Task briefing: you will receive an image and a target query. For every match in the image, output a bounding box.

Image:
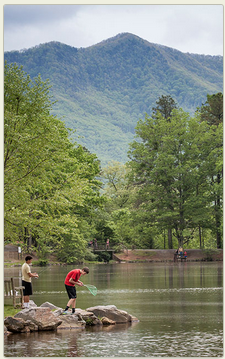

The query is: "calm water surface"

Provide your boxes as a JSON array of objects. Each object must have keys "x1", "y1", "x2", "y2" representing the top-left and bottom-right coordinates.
[{"x1": 4, "y1": 262, "x2": 223, "y2": 357}]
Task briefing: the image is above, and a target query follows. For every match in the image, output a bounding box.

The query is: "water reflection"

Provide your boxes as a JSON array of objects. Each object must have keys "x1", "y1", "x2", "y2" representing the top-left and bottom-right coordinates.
[
  {"x1": 5, "y1": 323, "x2": 138, "y2": 357},
  {"x1": 4, "y1": 262, "x2": 223, "y2": 357}
]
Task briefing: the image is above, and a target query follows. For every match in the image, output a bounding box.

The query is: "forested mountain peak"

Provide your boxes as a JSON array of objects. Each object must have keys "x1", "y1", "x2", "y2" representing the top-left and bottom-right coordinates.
[{"x1": 4, "y1": 33, "x2": 223, "y2": 165}]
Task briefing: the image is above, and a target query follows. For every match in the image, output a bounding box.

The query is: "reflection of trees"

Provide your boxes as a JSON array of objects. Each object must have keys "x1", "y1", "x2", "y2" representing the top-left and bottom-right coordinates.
[
  {"x1": 168, "y1": 266, "x2": 173, "y2": 289},
  {"x1": 5, "y1": 330, "x2": 85, "y2": 357},
  {"x1": 5, "y1": 323, "x2": 136, "y2": 357},
  {"x1": 217, "y1": 265, "x2": 223, "y2": 287},
  {"x1": 67, "y1": 332, "x2": 81, "y2": 357}
]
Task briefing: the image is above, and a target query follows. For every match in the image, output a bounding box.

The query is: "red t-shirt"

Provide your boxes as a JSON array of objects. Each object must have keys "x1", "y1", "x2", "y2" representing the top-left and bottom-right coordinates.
[{"x1": 64, "y1": 269, "x2": 81, "y2": 286}]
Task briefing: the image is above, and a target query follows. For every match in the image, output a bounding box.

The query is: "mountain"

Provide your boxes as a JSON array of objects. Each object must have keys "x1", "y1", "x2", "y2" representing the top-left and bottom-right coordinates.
[{"x1": 4, "y1": 33, "x2": 223, "y2": 165}]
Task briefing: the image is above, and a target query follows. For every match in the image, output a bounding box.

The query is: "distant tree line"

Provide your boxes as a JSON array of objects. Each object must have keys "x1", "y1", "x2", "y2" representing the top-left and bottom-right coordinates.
[{"x1": 4, "y1": 62, "x2": 222, "y2": 263}]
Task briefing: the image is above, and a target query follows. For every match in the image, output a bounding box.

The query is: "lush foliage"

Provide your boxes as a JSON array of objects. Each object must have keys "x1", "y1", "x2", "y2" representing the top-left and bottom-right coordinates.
[
  {"x1": 125, "y1": 97, "x2": 223, "y2": 249},
  {"x1": 4, "y1": 62, "x2": 104, "y2": 262},
  {"x1": 4, "y1": 59, "x2": 223, "y2": 256},
  {"x1": 98, "y1": 94, "x2": 223, "y2": 250},
  {"x1": 4, "y1": 33, "x2": 223, "y2": 165}
]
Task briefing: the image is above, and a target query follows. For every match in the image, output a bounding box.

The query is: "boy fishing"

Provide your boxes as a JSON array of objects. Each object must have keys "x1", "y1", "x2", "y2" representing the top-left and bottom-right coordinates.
[{"x1": 63, "y1": 267, "x2": 89, "y2": 314}]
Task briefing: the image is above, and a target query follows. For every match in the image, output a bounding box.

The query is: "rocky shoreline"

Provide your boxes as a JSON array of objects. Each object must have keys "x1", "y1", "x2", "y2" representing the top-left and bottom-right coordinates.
[{"x1": 4, "y1": 301, "x2": 138, "y2": 335}]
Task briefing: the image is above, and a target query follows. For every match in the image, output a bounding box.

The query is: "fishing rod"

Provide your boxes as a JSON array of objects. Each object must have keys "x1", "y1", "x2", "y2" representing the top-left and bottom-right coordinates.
[{"x1": 33, "y1": 266, "x2": 50, "y2": 279}]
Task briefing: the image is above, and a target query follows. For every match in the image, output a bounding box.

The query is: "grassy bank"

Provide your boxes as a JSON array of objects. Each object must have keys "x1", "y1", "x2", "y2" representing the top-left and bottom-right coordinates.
[{"x1": 4, "y1": 305, "x2": 21, "y2": 318}]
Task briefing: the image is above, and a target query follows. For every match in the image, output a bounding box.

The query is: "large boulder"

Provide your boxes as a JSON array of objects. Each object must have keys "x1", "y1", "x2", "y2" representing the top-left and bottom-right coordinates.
[
  {"x1": 75, "y1": 308, "x2": 102, "y2": 326},
  {"x1": 28, "y1": 300, "x2": 37, "y2": 308},
  {"x1": 57, "y1": 312, "x2": 86, "y2": 330},
  {"x1": 40, "y1": 302, "x2": 63, "y2": 317},
  {"x1": 57, "y1": 313, "x2": 86, "y2": 330},
  {"x1": 14, "y1": 307, "x2": 62, "y2": 331},
  {"x1": 86, "y1": 305, "x2": 132, "y2": 323},
  {"x1": 4, "y1": 316, "x2": 38, "y2": 333},
  {"x1": 40, "y1": 301, "x2": 60, "y2": 310}
]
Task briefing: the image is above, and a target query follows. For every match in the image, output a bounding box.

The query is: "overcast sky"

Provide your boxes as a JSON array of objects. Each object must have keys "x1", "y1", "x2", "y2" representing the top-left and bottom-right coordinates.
[{"x1": 3, "y1": 4, "x2": 224, "y2": 56}]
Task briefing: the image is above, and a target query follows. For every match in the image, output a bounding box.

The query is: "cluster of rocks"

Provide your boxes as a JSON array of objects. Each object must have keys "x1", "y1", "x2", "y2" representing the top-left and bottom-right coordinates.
[{"x1": 4, "y1": 301, "x2": 138, "y2": 334}]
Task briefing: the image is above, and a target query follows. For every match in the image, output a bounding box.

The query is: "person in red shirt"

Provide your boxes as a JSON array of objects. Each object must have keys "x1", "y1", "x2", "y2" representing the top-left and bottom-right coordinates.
[{"x1": 63, "y1": 267, "x2": 89, "y2": 314}]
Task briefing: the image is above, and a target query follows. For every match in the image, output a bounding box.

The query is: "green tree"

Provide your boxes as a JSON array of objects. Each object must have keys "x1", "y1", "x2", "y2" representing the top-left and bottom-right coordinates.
[
  {"x1": 151, "y1": 95, "x2": 178, "y2": 248},
  {"x1": 99, "y1": 161, "x2": 136, "y2": 246},
  {"x1": 197, "y1": 92, "x2": 223, "y2": 248},
  {"x1": 196, "y1": 123, "x2": 223, "y2": 249},
  {"x1": 198, "y1": 92, "x2": 223, "y2": 126},
  {"x1": 128, "y1": 107, "x2": 222, "y2": 249},
  {"x1": 152, "y1": 94, "x2": 178, "y2": 120},
  {"x1": 4, "y1": 62, "x2": 103, "y2": 260}
]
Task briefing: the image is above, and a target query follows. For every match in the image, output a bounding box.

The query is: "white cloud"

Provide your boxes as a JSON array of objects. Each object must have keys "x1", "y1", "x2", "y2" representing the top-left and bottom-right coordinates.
[{"x1": 4, "y1": 4, "x2": 223, "y2": 55}]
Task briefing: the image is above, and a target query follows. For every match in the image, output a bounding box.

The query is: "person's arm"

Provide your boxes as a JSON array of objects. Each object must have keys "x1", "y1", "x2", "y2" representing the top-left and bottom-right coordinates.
[
  {"x1": 28, "y1": 272, "x2": 39, "y2": 278},
  {"x1": 69, "y1": 278, "x2": 83, "y2": 286}
]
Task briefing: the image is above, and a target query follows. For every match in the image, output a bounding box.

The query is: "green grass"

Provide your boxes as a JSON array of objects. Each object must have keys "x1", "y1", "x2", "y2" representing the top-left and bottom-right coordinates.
[
  {"x1": 4, "y1": 305, "x2": 22, "y2": 318},
  {"x1": 4, "y1": 261, "x2": 23, "y2": 267}
]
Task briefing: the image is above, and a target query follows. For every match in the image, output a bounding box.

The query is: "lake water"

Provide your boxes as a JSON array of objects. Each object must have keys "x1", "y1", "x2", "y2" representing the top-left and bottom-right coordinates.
[{"x1": 4, "y1": 261, "x2": 223, "y2": 357}]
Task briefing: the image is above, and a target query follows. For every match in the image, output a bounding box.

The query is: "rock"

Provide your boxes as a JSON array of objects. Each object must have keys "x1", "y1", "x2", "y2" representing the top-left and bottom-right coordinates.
[
  {"x1": 28, "y1": 300, "x2": 37, "y2": 308},
  {"x1": 4, "y1": 317, "x2": 36, "y2": 333},
  {"x1": 14, "y1": 307, "x2": 62, "y2": 331},
  {"x1": 130, "y1": 315, "x2": 139, "y2": 322},
  {"x1": 40, "y1": 302, "x2": 63, "y2": 317},
  {"x1": 4, "y1": 317, "x2": 26, "y2": 333},
  {"x1": 4, "y1": 301, "x2": 138, "y2": 334},
  {"x1": 86, "y1": 305, "x2": 132, "y2": 323},
  {"x1": 25, "y1": 320, "x2": 39, "y2": 332},
  {"x1": 52, "y1": 308, "x2": 64, "y2": 317},
  {"x1": 75, "y1": 308, "x2": 102, "y2": 326},
  {"x1": 101, "y1": 317, "x2": 116, "y2": 325},
  {"x1": 40, "y1": 302, "x2": 59, "y2": 310},
  {"x1": 57, "y1": 313, "x2": 86, "y2": 330}
]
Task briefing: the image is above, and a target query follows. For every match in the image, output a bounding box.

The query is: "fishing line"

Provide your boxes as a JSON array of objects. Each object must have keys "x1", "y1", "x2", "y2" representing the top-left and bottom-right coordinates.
[{"x1": 34, "y1": 266, "x2": 50, "y2": 279}]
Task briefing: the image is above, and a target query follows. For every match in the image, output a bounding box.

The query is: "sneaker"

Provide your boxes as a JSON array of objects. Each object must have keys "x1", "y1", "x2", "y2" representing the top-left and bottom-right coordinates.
[{"x1": 62, "y1": 311, "x2": 68, "y2": 315}]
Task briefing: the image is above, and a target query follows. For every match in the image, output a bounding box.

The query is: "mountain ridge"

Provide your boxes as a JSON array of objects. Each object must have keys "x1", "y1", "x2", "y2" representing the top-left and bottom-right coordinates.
[{"x1": 4, "y1": 32, "x2": 223, "y2": 165}]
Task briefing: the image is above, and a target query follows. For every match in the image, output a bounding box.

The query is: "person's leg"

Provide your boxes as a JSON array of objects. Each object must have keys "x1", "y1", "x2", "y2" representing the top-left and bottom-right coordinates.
[
  {"x1": 23, "y1": 295, "x2": 29, "y2": 307},
  {"x1": 22, "y1": 281, "x2": 32, "y2": 308},
  {"x1": 64, "y1": 286, "x2": 76, "y2": 313},
  {"x1": 69, "y1": 298, "x2": 76, "y2": 313},
  {"x1": 66, "y1": 298, "x2": 76, "y2": 308}
]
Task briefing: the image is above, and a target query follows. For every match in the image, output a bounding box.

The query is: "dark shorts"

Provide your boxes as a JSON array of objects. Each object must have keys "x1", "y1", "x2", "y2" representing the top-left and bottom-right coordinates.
[
  {"x1": 22, "y1": 280, "x2": 32, "y2": 296},
  {"x1": 65, "y1": 284, "x2": 77, "y2": 299}
]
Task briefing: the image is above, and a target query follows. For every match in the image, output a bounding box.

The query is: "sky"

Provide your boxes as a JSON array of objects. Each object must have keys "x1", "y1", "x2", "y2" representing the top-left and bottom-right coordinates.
[{"x1": 3, "y1": 4, "x2": 223, "y2": 56}]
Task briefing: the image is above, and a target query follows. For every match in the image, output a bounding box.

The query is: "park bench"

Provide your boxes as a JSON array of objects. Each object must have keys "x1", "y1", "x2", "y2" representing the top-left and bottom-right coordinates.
[{"x1": 4, "y1": 277, "x2": 24, "y2": 308}]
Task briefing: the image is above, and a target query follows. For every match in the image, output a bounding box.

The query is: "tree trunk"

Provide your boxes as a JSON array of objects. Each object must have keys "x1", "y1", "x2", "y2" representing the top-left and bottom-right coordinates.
[
  {"x1": 215, "y1": 173, "x2": 222, "y2": 249},
  {"x1": 199, "y1": 225, "x2": 202, "y2": 248},
  {"x1": 168, "y1": 228, "x2": 172, "y2": 249}
]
